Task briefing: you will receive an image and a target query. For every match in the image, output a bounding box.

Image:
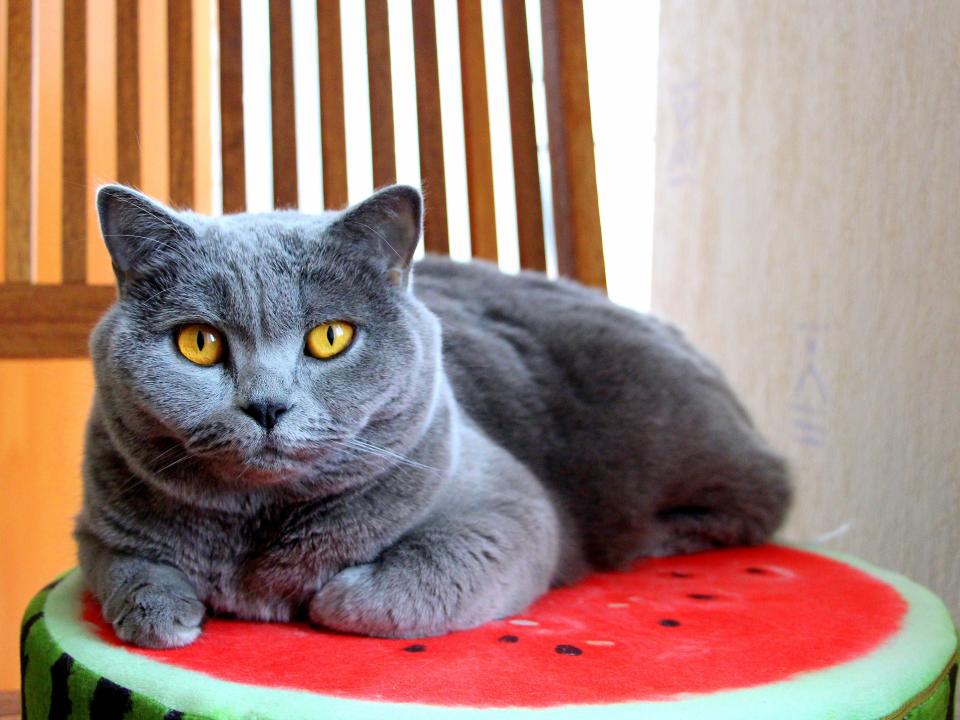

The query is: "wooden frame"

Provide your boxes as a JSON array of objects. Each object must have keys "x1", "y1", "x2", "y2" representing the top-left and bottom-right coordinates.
[{"x1": 0, "y1": 0, "x2": 604, "y2": 358}]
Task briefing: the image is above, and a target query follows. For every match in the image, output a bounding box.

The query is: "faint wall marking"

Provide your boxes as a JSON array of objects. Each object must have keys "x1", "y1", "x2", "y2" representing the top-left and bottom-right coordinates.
[
  {"x1": 666, "y1": 81, "x2": 701, "y2": 188},
  {"x1": 791, "y1": 324, "x2": 830, "y2": 448}
]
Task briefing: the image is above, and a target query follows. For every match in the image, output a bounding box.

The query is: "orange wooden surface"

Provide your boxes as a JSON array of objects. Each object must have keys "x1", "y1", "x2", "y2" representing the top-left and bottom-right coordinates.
[
  {"x1": 0, "y1": 0, "x2": 211, "y2": 689},
  {"x1": 0, "y1": 360, "x2": 91, "y2": 691},
  {"x1": 62, "y1": 0, "x2": 87, "y2": 284},
  {"x1": 270, "y1": 0, "x2": 298, "y2": 209},
  {"x1": 411, "y1": 0, "x2": 449, "y2": 254},
  {"x1": 5, "y1": 0, "x2": 32, "y2": 282},
  {"x1": 218, "y1": 0, "x2": 246, "y2": 213},
  {"x1": 502, "y1": 0, "x2": 546, "y2": 272},
  {"x1": 457, "y1": 0, "x2": 498, "y2": 262},
  {"x1": 541, "y1": 0, "x2": 604, "y2": 288},
  {"x1": 116, "y1": 0, "x2": 140, "y2": 188},
  {"x1": 168, "y1": 0, "x2": 194, "y2": 208},
  {"x1": 365, "y1": 0, "x2": 396, "y2": 188},
  {"x1": 318, "y1": 0, "x2": 347, "y2": 209}
]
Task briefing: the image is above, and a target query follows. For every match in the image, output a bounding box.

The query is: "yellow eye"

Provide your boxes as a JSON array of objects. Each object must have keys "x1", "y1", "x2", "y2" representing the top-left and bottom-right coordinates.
[
  {"x1": 177, "y1": 324, "x2": 225, "y2": 366},
  {"x1": 306, "y1": 321, "x2": 354, "y2": 359}
]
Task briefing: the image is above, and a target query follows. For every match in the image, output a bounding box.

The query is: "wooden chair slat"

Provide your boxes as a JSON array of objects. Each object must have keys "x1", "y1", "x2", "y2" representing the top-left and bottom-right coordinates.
[
  {"x1": 0, "y1": 0, "x2": 609, "y2": 359},
  {"x1": 168, "y1": 0, "x2": 194, "y2": 207},
  {"x1": 502, "y1": 0, "x2": 545, "y2": 272},
  {"x1": 365, "y1": 0, "x2": 396, "y2": 188},
  {"x1": 457, "y1": 0, "x2": 497, "y2": 262},
  {"x1": 218, "y1": 0, "x2": 245, "y2": 213},
  {"x1": 116, "y1": 0, "x2": 140, "y2": 187},
  {"x1": 62, "y1": 0, "x2": 87, "y2": 284},
  {"x1": 540, "y1": 0, "x2": 604, "y2": 288},
  {"x1": 318, "y1": 0, "x2": 347, "y2": 209},
  {"x1": 0, "y1": 284, "x2": 116, "y2": 358},
  {"x1": 5, "y1": 0, "x2": 32, "y2": 282},
  {"x1": 269, "y1": 0, "x2": 298, "y2": 209},
  {"x1": 411, "y1": 0, "x2": 448, "y2": 254}
]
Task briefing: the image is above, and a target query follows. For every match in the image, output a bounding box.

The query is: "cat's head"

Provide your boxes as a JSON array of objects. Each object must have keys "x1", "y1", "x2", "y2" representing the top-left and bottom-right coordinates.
[{"x1": 90, "y1": 185, "x2": 446, "y2": 503}]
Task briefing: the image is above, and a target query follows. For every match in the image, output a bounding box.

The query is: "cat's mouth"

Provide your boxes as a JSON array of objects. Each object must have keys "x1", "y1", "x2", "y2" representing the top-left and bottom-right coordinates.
[{"x1": 242, "y1": 439, "x2": 325, "y2": 473}]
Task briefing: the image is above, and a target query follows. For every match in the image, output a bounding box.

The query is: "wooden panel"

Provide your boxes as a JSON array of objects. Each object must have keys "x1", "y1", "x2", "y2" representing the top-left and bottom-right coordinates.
[
  {"x1": 168, "y1": 0, "x2": 193, "y2": 207},
  {"x1": 502, "y1": 0, "x2": 544, "y2": 272},
  {"x1": 218, "y1": 0, "x2": 245, "y2": 212},
  {"x1": 5, "y1": 0, "x2": 32, "y2": 282},
  {"x1": 0, "y1": 690, "x2": 18, "y2": 717},
  {"x1": 34, "y1": 0, "x2": 63, "y2": 285},
  {"x1": 0, "y1": 284, "x2": 116, "y2": 357},
  {"x1": 62, "y1": 0, "x2": 87, "y2": 284},
  {"x1": 269, "y1": 0, "x2": 297, "y2": 209},
  {"x1": 0, "y1": 357, "x2": 92, "y2": 688},
  {"x1": 654, "y1": 1, "x2": 960, "y2": 623},
  {"x1": 191, "y1": 0, "x2": 213, "y2": 214},
  {"x1": 457, "y1": 0, "x2": 497, "y2": 262},
  {"x1": 116, "y1": 0, "x2": 139, "y2": 187},
  {"x1": 540, "y1": 0, "x2": 604, "y2": 288},
  {"x1": 317, "y1": 0, "x2": 347, "y2": 208},
  {"x1": 365, "y1": 0, "x2": 395, "y2": 188},
  {"x1": 411, "y1": 0, "x2": 448, "y2": 254}
]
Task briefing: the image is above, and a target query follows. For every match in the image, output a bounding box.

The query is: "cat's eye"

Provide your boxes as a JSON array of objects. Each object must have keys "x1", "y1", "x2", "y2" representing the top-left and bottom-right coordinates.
[
  {"x1": 177, "y1": 324, "x2": 225, "y2": 366},
  {"x1": 306, "y1": 321, "x2": 354, "y2": 360}
]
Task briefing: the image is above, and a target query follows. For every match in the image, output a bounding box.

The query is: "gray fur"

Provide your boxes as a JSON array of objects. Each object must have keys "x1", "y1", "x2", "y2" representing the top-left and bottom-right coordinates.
[{"x1": 77, "y1": 184, "x2": 791, "y2": 648}]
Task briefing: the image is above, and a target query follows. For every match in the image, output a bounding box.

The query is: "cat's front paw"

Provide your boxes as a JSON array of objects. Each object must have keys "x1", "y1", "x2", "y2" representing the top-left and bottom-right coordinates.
[
  {"x1": 309, "y1": 563, "x2": 450, "y2": 638},
  {"x1": 102, "y1": 572, "x2": 206, "y2": 649}
]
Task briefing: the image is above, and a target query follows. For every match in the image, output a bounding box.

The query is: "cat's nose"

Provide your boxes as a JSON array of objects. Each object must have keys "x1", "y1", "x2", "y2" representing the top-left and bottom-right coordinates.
[{"x1": 242, "y1": 401, "x2": 289, "y2": 431}]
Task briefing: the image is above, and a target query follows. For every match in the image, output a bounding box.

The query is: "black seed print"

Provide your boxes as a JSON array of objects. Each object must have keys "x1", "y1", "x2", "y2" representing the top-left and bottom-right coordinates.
[
  {"x1": 498, "y1": 635, "x2": 519, "y2": 643},
  {"x1": 404, "y1": 644, "x2": 427, "y2": 653},
  {"x1": 555, "y1": 644, "x2": 583, "y2": 656},
  {"x1": 671, "y1": 571, "x2": 692, "y2": 578},
  {"x1": 688, "y1": 593, "x2": 715, "y2": 600},
  {"x1": 746, "y1": 567, "x2": 769, "y2": 575},
  {"x1": 196, "y1": 330, "x2": 205, "y2": 351},
  {"x1": 659, "y1": 619, "x2": 681, "y2": 627},
  {"x1": 326, "y1": 325, "x2": 335, "y2": 345}
]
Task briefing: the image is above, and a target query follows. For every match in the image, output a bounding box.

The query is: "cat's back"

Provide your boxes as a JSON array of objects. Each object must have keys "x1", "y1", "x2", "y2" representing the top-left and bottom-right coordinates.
[{"x1": 411, "y1": 257, "x2": 734, "y2": 476}]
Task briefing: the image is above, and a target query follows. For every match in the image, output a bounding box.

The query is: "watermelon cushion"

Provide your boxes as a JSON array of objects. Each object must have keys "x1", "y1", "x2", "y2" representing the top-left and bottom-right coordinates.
[{"x1": 20, "y1": 544, "x2": 958, "y2": 719}]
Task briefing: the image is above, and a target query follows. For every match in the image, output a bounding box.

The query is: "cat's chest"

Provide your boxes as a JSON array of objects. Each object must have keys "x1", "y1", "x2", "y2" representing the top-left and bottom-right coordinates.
[
  {"x1": 171, "y1": 506, "x2": 342, "y2": 621},
  {"x1": 172, "y1": 512, "x2": 257, "y2": 591}
]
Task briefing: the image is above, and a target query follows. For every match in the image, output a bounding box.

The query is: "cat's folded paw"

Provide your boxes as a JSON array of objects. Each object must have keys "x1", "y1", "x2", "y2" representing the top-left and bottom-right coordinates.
[
  {"x1": 309, "y1": 563, "x2": 445, "y2": 638},
  {"x1": 102, "y1": 574, "x2": 206, "y2": 649}
]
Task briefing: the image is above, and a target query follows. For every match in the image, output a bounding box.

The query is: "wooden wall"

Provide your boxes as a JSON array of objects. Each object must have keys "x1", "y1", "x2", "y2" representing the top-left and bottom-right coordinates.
[
  {"x1": 0, "y1": 0, "x2": 211, "y2": 690},
  {"x1": 653, "y1": 0, "x2": 959, "y2": 625}
]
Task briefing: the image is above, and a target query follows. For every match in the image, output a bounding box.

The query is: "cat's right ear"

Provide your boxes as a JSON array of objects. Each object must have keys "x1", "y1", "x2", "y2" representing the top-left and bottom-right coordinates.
[{"x1": 96, "y1": 185, "x2": 194, "y2": 290}]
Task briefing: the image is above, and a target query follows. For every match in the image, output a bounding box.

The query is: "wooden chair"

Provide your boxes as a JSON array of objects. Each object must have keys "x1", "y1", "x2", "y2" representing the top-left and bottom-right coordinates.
[{"x1": 0, "y1": 0, "x2": 604, "y2": 359}]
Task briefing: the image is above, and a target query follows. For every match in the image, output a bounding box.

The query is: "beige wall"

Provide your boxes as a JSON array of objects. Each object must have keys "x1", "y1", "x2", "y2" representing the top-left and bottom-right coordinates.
[{"x1": 653, "y1": 0, "x2": 959, "y2": 624}]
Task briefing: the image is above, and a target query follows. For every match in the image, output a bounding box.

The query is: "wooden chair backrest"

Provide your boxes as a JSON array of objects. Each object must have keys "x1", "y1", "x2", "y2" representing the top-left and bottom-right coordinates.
[{"x1": 0, "y1": 0, "x2": 604, "y2": 358}]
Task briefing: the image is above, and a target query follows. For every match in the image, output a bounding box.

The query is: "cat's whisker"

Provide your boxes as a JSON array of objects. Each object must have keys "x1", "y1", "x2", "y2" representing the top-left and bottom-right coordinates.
[
  {"x1": 109, "y1": 193, "x2": 194, "y2": 246},
  {"x1": 339, "y1": 437, "x2": 439, "y2": 473},
  {"x1": 349, "y1": 220, "x2": 403, "y2": 262},
  {"x1": 154, "y1": 454, "x2": 192, "y2": 476}
]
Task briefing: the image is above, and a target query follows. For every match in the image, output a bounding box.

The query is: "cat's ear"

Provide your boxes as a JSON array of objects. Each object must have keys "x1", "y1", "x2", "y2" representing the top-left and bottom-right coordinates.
[
  {"x1": 96, "y1": 184, "x2": 195, "y2": 289},
  {"x1": 329, "y1": 185, "x2": 423, "y2": 288}
]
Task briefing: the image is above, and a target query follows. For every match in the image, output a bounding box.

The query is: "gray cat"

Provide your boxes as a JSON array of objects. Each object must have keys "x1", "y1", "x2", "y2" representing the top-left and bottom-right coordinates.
[{"x1": 76, "y1": 184, "x2": 791, "y2": 649}]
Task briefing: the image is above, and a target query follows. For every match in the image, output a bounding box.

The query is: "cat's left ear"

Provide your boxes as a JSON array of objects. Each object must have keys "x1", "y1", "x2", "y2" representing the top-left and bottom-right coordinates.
[{"x1": 328, "y1": 185, "x2": 423, "y2": 288}]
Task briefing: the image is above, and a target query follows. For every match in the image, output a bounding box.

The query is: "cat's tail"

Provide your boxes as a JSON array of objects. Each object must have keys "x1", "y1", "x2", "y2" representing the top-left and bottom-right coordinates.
[{"x1": 643, "y1": 444, "x2": 793, "y2": 558}]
